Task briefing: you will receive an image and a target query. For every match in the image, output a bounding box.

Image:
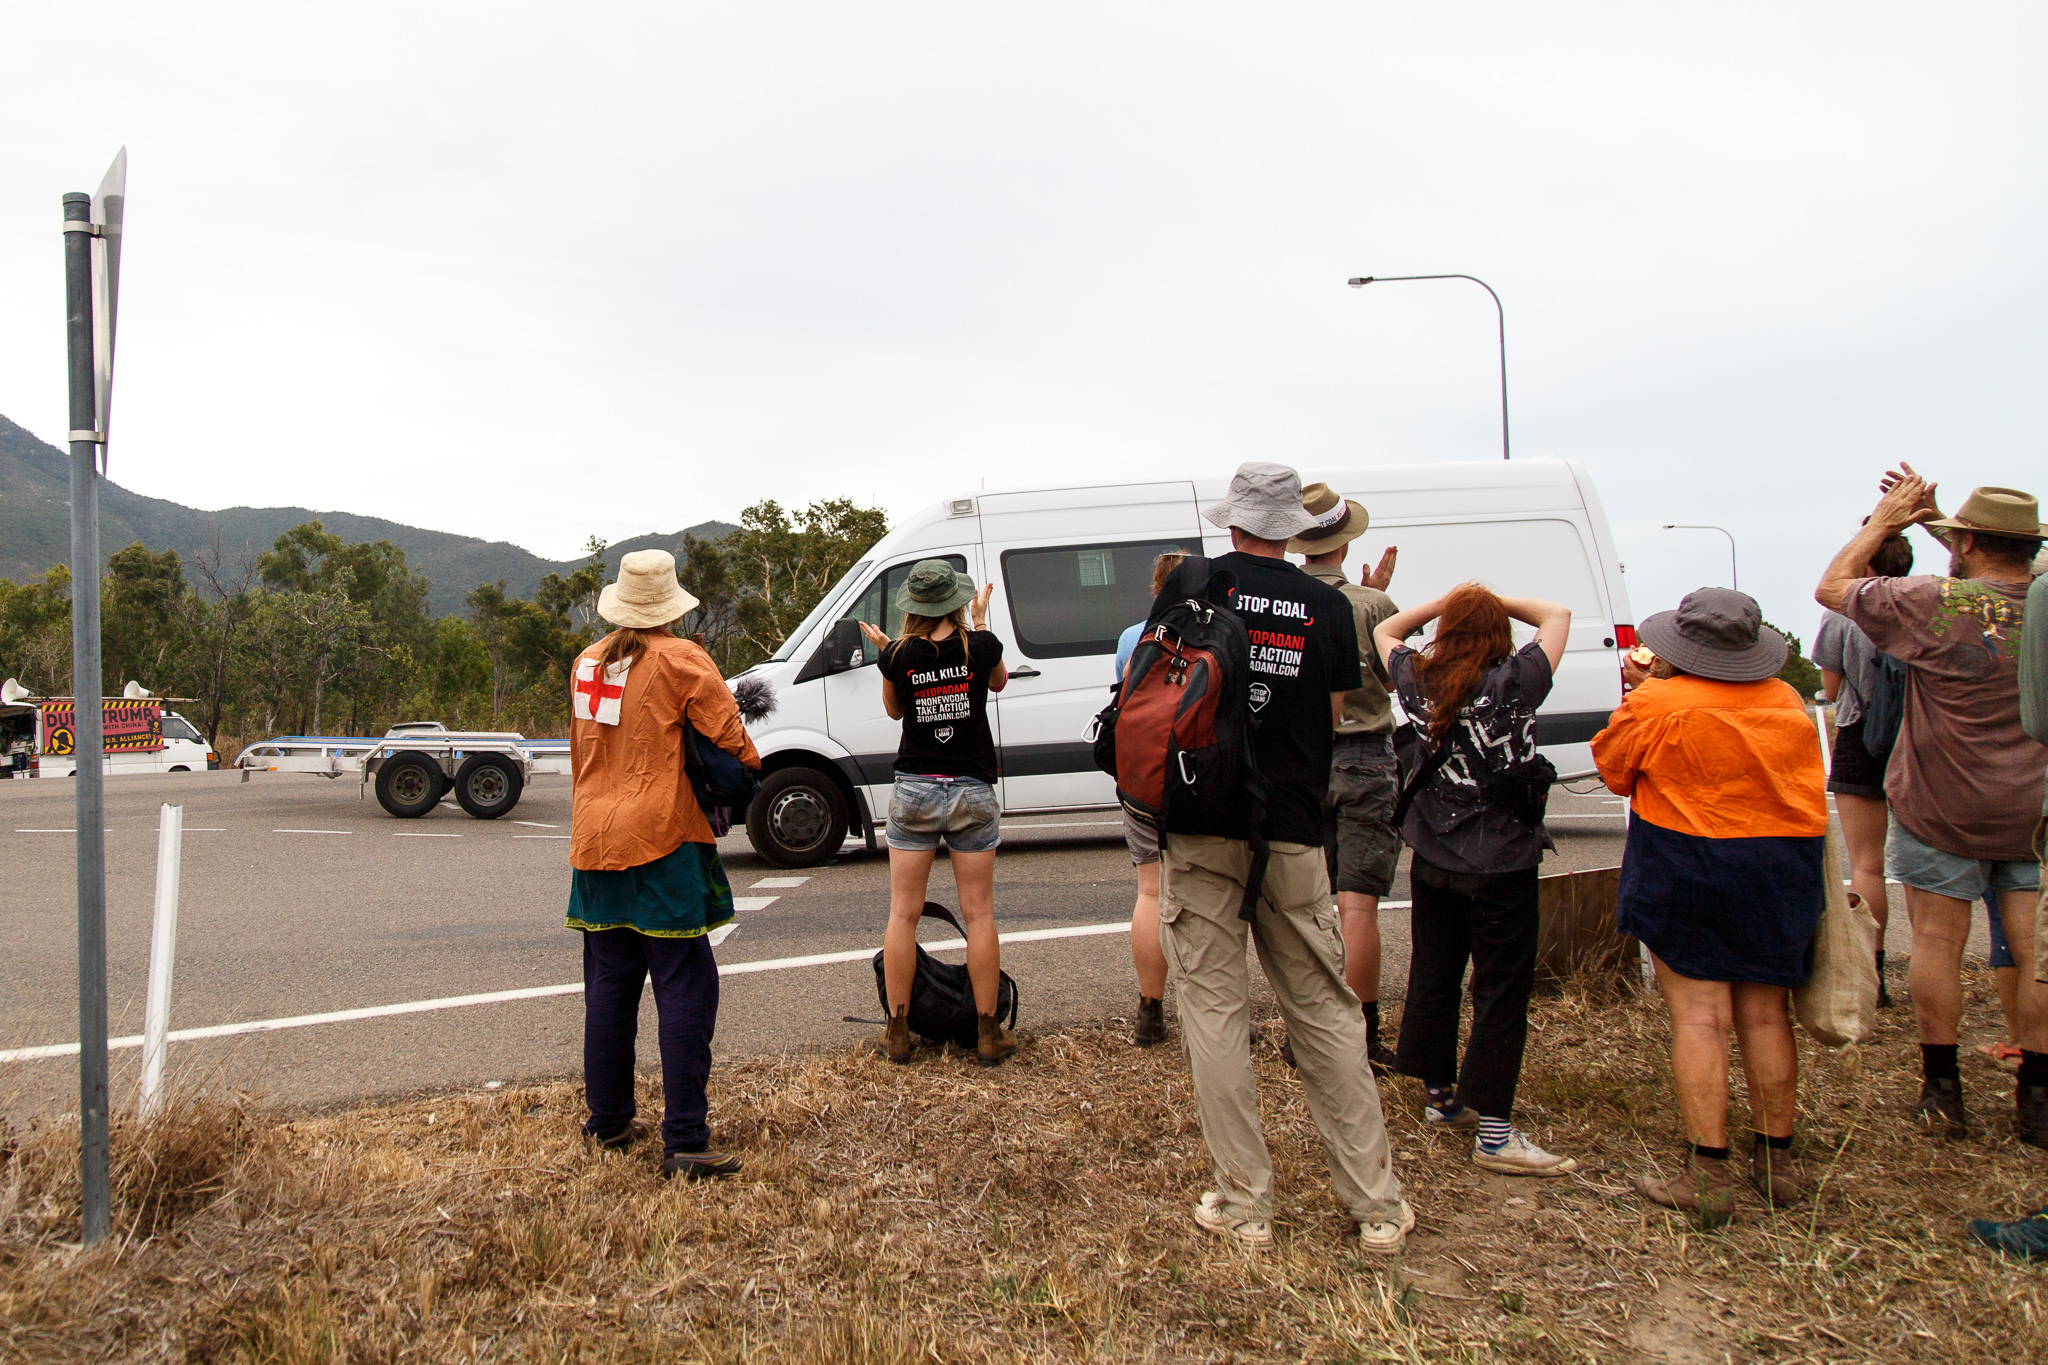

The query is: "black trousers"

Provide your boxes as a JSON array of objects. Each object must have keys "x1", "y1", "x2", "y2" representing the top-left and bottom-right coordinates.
[
  {"x1": 581, "y1": 928, "x2": 719, "y2": 1154},
  {"x1": 1394, "y1": 859, "x2": 1540, "y2": 1120}
]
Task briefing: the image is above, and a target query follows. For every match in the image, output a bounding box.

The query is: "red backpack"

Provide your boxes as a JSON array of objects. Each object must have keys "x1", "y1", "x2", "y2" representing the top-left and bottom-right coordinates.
[{"x1": 1090, "y1": 559, "x2": 1272, "y2": 920}]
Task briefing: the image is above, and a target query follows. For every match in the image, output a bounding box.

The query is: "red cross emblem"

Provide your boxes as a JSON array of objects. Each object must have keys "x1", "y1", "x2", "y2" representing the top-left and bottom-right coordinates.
[{"x1": 572, "y1": 658, "x2": 628, "y2": 725}]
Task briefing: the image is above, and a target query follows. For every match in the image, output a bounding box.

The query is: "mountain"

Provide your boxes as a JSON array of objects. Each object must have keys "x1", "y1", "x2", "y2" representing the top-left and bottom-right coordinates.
[{"x1": 0, "y1": 414, "x2": 735, "y2": 616}]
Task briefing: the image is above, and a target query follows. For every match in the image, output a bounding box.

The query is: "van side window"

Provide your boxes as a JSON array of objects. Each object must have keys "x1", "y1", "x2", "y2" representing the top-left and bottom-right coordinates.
[
  {"x1": 1000, "y1": 540, "x2": 1199, "y2": 659},
  {"x1": 838, "y1": 555, "x2": 970, "y2": 645},
  {"x1": 162, "y1": 715, "x2": 202, "y2": 743}
]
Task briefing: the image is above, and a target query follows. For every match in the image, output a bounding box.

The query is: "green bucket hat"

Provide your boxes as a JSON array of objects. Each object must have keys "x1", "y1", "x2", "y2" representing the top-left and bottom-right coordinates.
[{"x1": 895, "y1": 559, "x2": 976, "y2": 616}]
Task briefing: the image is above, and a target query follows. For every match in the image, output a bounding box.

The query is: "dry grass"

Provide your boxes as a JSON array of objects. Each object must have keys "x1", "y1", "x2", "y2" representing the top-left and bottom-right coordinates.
[{"x1": 3, "y1": 971, "x2": 2045, "y2": 1363}]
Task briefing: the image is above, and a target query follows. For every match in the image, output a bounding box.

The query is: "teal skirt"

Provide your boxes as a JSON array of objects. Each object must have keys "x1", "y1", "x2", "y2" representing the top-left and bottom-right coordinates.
[{"x1": 567, "y1": 841, "x2": 735, "y2": 939}]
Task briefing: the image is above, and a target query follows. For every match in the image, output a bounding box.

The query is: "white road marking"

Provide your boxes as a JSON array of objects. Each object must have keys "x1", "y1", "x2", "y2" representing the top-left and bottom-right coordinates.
[
  {"x1": 16, "y1": 829, "x2": 78, "y2": 833},
  {"x1": 0, "y1": 919, "x2": 1135, "y2": 1063},
  {"x1": 732, "y1": 896, "x2": 780, "y2": 912},
  {"x1": 751, "y1": 876, "x2": 809, "y2": 888},
  {"x1": 394, "y1": 832, "x2": 462, "y2": 838},
  {"x1": 275, "y1": 829, "x2": 352, "y2": 835},
  {"x1": 514, "y1": 821, "x2": 559, "y2": 828}
]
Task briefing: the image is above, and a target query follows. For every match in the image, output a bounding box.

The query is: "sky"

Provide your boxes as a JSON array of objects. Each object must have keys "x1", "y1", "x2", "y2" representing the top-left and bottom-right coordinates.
[{"x1": 2, "y1": 2, "x2": 2043, "y2": 640}]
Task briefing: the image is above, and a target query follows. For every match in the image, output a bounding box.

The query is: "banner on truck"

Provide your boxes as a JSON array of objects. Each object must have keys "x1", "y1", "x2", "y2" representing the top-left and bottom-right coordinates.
[{"x1": 41, "y1": 700, "x2": 162, "y2": 756}]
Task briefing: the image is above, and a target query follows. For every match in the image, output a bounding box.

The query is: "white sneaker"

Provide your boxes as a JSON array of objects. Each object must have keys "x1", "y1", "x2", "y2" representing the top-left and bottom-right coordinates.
[
  {"x1": 1193, "y1": 1190, "x2": 1273, "y2": 1248},
  {"x1": 1473, "y1": 1129, "x2": 1579, "y2": 1177},
  {"x1": 1358, "y1": 1200, "x2": 1417, "y2": 1255}
]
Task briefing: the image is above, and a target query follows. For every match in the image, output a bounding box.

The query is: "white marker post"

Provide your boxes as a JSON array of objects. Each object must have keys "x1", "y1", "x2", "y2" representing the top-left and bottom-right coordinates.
[{"x1": 137, "y1": 802, "x2": 183, "y2": 1122}]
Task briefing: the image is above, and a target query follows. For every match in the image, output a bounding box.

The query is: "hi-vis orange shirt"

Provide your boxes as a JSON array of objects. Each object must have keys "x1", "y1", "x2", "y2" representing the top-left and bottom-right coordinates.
[
  {"x1": 569, "y1": 634, "x2": 760, "y2": 871},
  {"x1": 1591, "y1": 675, "x2": 1826, "y2": 839}
]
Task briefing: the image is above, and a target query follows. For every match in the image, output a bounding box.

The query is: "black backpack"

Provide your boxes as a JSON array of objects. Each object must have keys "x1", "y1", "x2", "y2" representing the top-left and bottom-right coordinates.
[
  {"x1": 870, "y1": 902, "x2": 1020, "y2": 1047},
  {"x1": 1859, "y1": 651, "x2": 1909, "y2": 758},
  {"x1": 683, "y1": 722, "x2": 760, "y2": 837}
]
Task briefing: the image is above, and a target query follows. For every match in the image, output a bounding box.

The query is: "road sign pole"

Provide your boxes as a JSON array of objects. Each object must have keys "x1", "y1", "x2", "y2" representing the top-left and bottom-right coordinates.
[{"x1": 63, "y1": 189, "x2": 110, "y2": 1245}]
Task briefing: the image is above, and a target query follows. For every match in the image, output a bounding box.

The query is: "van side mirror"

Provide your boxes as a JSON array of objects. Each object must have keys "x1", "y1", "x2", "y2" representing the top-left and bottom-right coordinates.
[{"x1": 795, "y1": 618, "x2": 872, "y2": 684}]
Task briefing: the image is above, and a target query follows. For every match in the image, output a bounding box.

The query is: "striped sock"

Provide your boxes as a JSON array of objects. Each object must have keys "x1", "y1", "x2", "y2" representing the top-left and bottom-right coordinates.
[{"x1": 1477, "y1": 1116, "x2": 1512, "y2": 1151}]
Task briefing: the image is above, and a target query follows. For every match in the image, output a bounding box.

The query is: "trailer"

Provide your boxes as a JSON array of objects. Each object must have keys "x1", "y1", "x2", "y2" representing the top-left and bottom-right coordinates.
[{"x1": 236, "y1": 721, "x2": 571, "y2": 819}]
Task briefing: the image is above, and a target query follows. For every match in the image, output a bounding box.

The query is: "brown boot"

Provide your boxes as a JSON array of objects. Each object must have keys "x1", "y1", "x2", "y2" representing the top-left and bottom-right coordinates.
[
  {"x1": 1636, "y1": 1151, "x2": 1739, "y2": 1224},
  {"x1": 876, "y1": 1006, "x2": 911, "y2": 1064},
  {"x1": 977, "y1": 1012, "x2": 1018, "y2": 1067},
  {"x1": 1132, "y1": 996, "x2": 1167, "y2": 1048},
  {"x1": 1749, "y1": 1136, "x2": 1805, "y2": 1208}
]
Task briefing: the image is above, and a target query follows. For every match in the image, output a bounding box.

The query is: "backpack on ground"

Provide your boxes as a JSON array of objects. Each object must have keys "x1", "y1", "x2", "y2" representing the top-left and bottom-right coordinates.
[
  {"x1": 1100, "y1": 557, "x2": 1272, "y2": 921},
  {"x1": 1859, "y1": 650, "x2": 1909, "y2": 758},
  {"x1": 870, "y1": 902, "x2": 1020, "y2": 1048}
]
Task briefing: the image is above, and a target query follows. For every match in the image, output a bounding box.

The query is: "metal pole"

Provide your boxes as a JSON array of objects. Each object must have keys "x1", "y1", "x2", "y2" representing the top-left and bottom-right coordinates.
[
  {"x1": 1347, "y1": 274, "x2": 1510, "y2": 460},
  {"x1": 63, "y1": 189, "x2": 110, "y2": 1245},
  {"x1": 139, "y1": 803, "x2": 184, "y2": 1123}
]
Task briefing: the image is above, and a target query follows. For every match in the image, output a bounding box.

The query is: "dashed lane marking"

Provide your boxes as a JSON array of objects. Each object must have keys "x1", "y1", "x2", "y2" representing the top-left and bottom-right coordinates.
[
  {"x1": 751, "y1": 876, "x2": 809, "y2": 888},
  {"x1": 0, "y1": 919, "x2": 1122, "y2": 1063},
  {"x1": 394, "y1": 832, "x2": 462, "y2": 837},
  {"x1": 514, "y1": 821, "x2": 559, "y2": 828},
  {"x1": 274, "y1": 829, "x2": 352, "y2": 835},
  {"x1": 732, "y1": 896, "x2": 780, "y2": 912}
]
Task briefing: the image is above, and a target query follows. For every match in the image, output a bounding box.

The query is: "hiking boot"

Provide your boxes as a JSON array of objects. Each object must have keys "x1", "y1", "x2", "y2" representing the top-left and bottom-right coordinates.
[
  {"x1": 1366, "y1": 1038, "x2": 1399, "y2": 1077},
  {"x1": 1968, "y1": 1204, "x2": 2048, "y2": 1261},
  {"x1": 876, "y1": 1006, "x2": 912, "y2": 1065},
  {"x1": 586, "y1": 1118, "x2": 653, "y2": 1152},
  {"x1": 976, "y1": 1012, "x2": 1018, "y2": 1067},
  {"x1": 1132, "y1": 996, "x2": 1167, "y2": 1048},
  {"x1": 1193, "y1": 1190, "x2": 1272, "y2": 1248},
  {"x1": 1425, "y1": 1100, "x2": 1480, "y2": 1132},
  {"x1": 2017, "y1": 1085, "x2": 2048, "y2": 1152},
  {"x1": 1473, "y1": 1129, "x2": 1579, "y2": 1177},
  {"x1": 1916, "y1": 1077, "x2": 1968, "y2": 1137},
  {"x1": 1748, "y1": 1138, "x2": 1806, "y2": 1208},
  {"x1": 1636, "y1": 1153, "x2": 1739, "y2": 1224},
  {"x1": 1359, "y1": 1200, "x2": 1417, "y2": 1256},
  {"x1": 661, "y1": 1149, "x2": 743, "y2": 1181}
]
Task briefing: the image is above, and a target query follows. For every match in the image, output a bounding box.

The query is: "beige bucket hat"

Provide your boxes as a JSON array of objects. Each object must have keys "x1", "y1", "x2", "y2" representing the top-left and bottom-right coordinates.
[
  {"x1": 1927, "y1": 486, "x2": 2045, "y2": 540},
  {"x1": 1286, "y1": 482, "x2": 1370, "y2": 555},
  {"x1": 1202, "y1": 462, "x2": 1320, "y2": 541},
  {"x1": 597, "y1": 549, "x2": 699, "y2": 629}
]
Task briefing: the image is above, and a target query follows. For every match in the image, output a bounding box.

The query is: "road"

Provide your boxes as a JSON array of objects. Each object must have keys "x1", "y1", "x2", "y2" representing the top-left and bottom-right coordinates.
[{"x1": 2, "y1": 767, "x2": 1947, "y2": 1120}]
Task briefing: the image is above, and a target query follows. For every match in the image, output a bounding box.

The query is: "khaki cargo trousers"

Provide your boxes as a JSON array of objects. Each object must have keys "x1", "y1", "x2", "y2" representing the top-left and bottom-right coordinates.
[{"x1": 1160, "y1": 834, "x2": 1405, "y2": 1225}]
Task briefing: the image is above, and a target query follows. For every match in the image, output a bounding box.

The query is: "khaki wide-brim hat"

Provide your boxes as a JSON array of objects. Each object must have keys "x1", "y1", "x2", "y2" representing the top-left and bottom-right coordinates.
[
  {"x1": 597, "y1": 549, "x2": 699, "y2": 629},
  {"x1": 1202, "y1": 462, "x2": 1320, "y2": 541},
  {"x1": 1287, "y1": 482, "x2": 1370, "y2": 555},
  {"x1": 1927, "y1": 486, "x2": 2046, "y2": 539}
]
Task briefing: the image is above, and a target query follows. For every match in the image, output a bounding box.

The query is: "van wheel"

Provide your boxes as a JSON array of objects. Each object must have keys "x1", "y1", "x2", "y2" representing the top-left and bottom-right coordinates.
[
  {"x1": 168, "y1": 765, "x2": 190, "y2": 772},
  {"x1": 746, "y1": 767, "x2": 847, "y2": 867},
  {"x1": 375, "y1": 752, "x2": 444, "y2": 818},
  {"x1": 454, "y1": 754, "x2": 523, "y2": 819}
]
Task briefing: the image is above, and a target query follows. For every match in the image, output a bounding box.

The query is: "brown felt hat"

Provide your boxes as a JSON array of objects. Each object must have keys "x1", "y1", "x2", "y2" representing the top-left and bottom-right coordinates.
[
  {"x1": 1927, "y1": 486, "x2": 2045, "y2": 540},
  {"x1": 1286, "y1": 483, "x2": 1371, "y2": 555}
]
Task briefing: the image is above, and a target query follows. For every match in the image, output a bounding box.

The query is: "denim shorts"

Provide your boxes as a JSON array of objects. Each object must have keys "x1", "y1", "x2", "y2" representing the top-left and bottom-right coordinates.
[
  {"x1": 886, "y1": 773, "x2": 1001, "y2": 853},
  {"x1": 1886, "y1": 819, "x2": 2040, "y2": 903}
]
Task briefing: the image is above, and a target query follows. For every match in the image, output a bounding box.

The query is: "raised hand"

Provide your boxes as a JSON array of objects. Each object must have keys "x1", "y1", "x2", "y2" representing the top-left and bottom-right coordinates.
[
  {"x1": 1871, "y1": 467, "x2": 1940, "y2": 534},
  {"x1": 970, "y1": 582, "x2": 996, "y2": 630},
  {"x1": 1878, "y1": 463, "x2": 1942, "y2": 520},
  {"x1": 1364, "y1": 545, "x2": 1398, "y2": 592},
  {"x1": 856, "y1": 620, "x2": 890, "y2": 650}
]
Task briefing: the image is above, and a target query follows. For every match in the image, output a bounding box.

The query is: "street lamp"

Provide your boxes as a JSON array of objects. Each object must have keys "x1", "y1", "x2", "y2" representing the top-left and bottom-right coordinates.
[
  {"x1": 1347, "y1": 274, "x2": 1510, "y2": 461},
  {"x1": 1663, "y1": 524, "x2": 1738, "y2": 591}
]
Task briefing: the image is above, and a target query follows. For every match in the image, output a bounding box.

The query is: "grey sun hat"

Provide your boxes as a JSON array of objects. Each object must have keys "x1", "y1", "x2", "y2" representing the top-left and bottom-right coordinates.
[
  {"x1": 1637, "y1": 587, "x2": 1788, "y2": 684},
  {"x1": 597, "y1": 549, "x2": 699, "y2": 629},
  {"x1": 1203, "y1": 462, "x2": 1321, "y2": 541},
  {"x1": 895, "y1": 559, "x2": 977, "y2": 617}
]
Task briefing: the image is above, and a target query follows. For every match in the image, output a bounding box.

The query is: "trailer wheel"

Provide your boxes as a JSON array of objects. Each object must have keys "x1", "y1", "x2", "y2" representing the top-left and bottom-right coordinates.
[
  {"x1": 454, "y1": 753, "x2": 524, "y2": 819},
  {"x1": 375, "y1": 751, "x2": 444, "y2": 818},
  {"x1": 746, "y1": 767, "x2": 848, "y2": 867}
]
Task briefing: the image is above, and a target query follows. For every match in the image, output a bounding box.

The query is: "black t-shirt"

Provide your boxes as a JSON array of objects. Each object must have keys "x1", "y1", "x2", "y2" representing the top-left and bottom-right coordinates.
[
  {"x1": 879, "y1": 630, "x2": 1004, "y2": 783},
  {"x1": 1209, "y1": 551, "x2": 1362, "y2": 845},
  {"x1": 1388, "y1": 639, "x2": 1556, "y2": 875}
]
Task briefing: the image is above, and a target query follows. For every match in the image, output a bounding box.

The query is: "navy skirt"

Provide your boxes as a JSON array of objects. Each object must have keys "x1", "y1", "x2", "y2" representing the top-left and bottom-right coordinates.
[{"x1": 1616, "y1": 815, "x2": 1825, "y2": 987}]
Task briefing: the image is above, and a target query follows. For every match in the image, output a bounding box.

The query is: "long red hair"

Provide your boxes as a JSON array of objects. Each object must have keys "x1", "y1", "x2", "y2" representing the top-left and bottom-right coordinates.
[{"x1": 1412, "y1": 583, "x2": 1513, "y2": 745}]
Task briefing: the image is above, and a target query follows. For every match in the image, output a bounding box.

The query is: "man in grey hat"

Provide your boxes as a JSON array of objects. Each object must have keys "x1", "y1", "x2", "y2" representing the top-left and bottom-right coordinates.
[
  {"x1": 1164, "y1": 461, "x2": 1412, "y2": 1255},
  {"x1": 1816, "y1": 467, "x2": 2048, "y2": 1147}
]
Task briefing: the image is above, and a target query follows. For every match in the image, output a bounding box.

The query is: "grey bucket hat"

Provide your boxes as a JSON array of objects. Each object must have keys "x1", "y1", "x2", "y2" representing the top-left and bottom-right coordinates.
[
  {"x1": 1203, "y1": 462, "x2": 1320, "y2": 541},
  {"x1": 895, "y1": 559, "x2": 976, "y2": 617},
  {"x1": 1637, "y1": 587, "x2": 1788, "y2": 684}
]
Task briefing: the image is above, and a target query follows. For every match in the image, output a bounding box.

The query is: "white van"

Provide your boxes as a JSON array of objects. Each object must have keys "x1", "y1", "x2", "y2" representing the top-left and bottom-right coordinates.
[
  {"x1": 730, "y1": 458, "x2": 1635, "y2": 866},
  {"x1": 0, "y1": 684, "x2": 218, "y2": 778}
]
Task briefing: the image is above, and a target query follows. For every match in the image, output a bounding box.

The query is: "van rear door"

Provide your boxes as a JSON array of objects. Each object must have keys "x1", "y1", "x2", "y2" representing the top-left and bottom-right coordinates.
[{"x1": 978, "y1": 482, "x2": 1202, "y2": 813}]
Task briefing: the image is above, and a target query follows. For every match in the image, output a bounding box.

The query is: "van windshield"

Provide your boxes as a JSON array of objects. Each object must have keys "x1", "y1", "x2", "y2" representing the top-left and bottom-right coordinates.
[{"x1": 768, "y1": 561, "x2": 872, "y2": 663}]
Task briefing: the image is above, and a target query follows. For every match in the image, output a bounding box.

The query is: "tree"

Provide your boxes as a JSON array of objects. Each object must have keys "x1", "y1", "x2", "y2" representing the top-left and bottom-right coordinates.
[
  {"x1": 1768, "y1": 621, "x2": 1824, "y2": 703},
  {"x1": 102, "y1": 542, "x2": 189, "y2": 694},
  {"x1": 0, "y1": 565, "x2": 72, "y2": 696},
  {"x1": 185, "y1": 533, "x2": 259, "y2": 746},
  {"x1": 709, "y1": 498, "x2": 888, "y2": 671}
]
